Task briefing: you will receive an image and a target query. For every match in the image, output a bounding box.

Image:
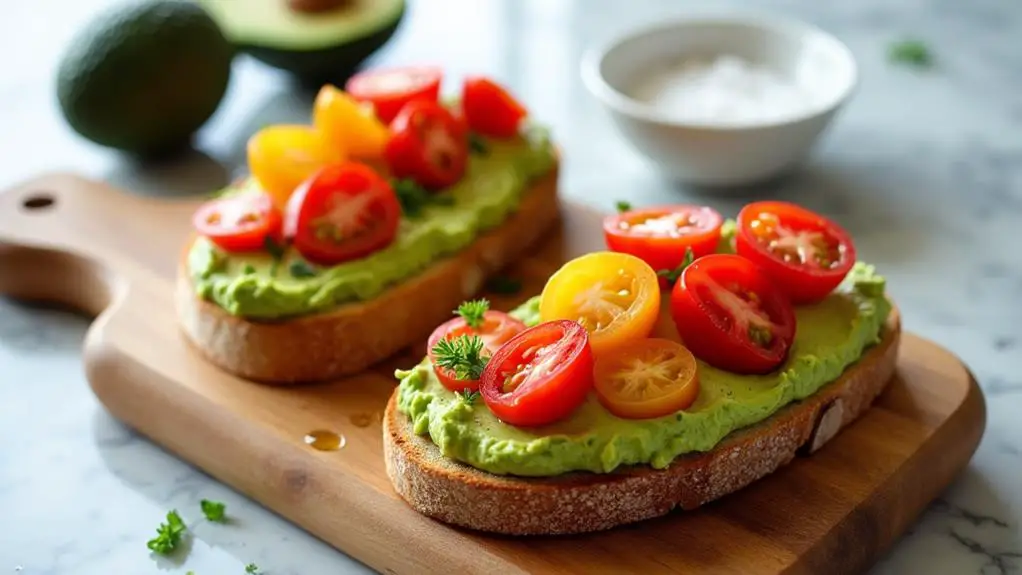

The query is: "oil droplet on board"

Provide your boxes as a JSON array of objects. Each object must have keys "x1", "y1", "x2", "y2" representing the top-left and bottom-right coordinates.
[{"x1": 304, "y1": 429, "x2": 346, "y2": 451}]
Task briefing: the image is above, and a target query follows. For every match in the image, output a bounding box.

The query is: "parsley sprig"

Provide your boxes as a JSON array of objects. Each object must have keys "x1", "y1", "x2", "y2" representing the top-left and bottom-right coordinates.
[
  {"x1": 656, "y1": 248, "x2": 695, "y2": 287},
  {"x1": 456, "y1": 388, "x2": 481, "y2": 405},
  {"x1": 455, "y1": 298, "x2": 489, "y2": 329},
  {"x1": 147, "y1": 510, "x2": 186, "y2": 555},
  {"x1": 888, "y1": 39, "x2": 934, "y2": 68},
  {"x1": 201, "y1": 499, "x2": 227, "y2": 523},
  {"x1": 245, "y1": 564, "x2": 262, "y2": 574},
  {"x1": 615, "y1": 200, "x2": 632, "y2": 213},
  {"x1": 432, "y1": 335, "x2": 488, "y2": 381}
]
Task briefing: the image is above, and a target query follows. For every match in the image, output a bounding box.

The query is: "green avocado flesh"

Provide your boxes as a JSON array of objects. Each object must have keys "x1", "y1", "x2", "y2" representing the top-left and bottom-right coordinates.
[
  {"x1": 395, "y1": 262, "x2": 890, "y2": 477},
  {"x1": 187, "y1": 128, "x2": 556, "y2": 320}
]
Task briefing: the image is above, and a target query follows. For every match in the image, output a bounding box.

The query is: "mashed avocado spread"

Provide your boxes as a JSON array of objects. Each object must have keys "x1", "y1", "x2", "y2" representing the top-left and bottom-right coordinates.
[
  {"x1": 187, "y1": 127, "x2": 556, "y2": 319},
  {"x1": 395, "y1": 257, "x2": 891, "y2": 477}
]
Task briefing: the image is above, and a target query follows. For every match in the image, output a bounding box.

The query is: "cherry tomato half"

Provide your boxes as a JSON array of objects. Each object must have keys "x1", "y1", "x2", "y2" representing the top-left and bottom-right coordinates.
[
  {"x1": 284, "y1": 162, "x2": 401, "y2": 266},
  {"x1": 345, "y1": 66, "x2": 443, "y2": 124},
  {"x1": 427, "y1": 310, "x2": 527, "y2": 392},
  {"x1": 603, "y1": 205, "x2": 724, "y2": 272},
  {"x1": 670, "y1": 254, "x2": 796, "y2": 375},
  {"x1": 192, "y1": 191, "x2": 283, "y2": 253},
  {"x1": 312, "y1": 85, "x2": 389, "y2": 160},
  {"x1": 461, "y1": 77, "x2": 528, "y2": 139},
  {"x1": 539, "y1": 251, "x2": 660, "y2": 357},
  {"x1": 593, "y1": 338, "x2": 700, "y2": 420},
  {"x1": 384, "y1": 100, "x2": 469, "y2": 190},
  {"x1": 735, "y1": 201, "x2": 857, "y2": 304},
  {"x1": 247, "y1": 125, "x2": 346, "y2": 208},
  {"x1": 479, "y1": 320, "x2": 595, "y2": 428}
]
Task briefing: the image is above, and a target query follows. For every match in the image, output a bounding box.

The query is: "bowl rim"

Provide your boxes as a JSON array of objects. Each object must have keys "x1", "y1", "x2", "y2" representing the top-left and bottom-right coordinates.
[{"x1": 580, "y1": 11, "x2": 860, "y2": 131}]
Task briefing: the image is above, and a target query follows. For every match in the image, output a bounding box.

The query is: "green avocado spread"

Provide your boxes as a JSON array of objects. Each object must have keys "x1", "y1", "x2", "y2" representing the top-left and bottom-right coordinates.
[
  {"x1": 187, "y1": 128, "x2": 556, "y2": 320},
  {"x1": 395, "y1": 260, "x2": 890, "y2": 477}
]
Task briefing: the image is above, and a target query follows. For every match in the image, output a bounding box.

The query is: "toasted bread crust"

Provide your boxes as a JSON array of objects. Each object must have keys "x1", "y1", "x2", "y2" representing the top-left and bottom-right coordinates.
[
  {"x1": 175, "y1": 168, "x2": 560, "y2": 384},
  {"x1": 383, "y1": 307, "x2": 902, "y2": 535}
]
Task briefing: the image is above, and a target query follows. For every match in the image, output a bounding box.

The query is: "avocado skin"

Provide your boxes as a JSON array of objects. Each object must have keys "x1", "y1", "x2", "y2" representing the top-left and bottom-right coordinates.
[
  {"x1": 56, "y1": 0, "x2": 234, "y2": 157},
  {"x1": 240, "y1": 12, "x2": 405, "y2": 88}
]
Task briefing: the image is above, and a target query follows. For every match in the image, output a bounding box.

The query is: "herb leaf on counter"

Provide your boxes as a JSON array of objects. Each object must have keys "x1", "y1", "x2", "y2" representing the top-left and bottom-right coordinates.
[
  {"x1": 147, "y1": 510, "x2": 186, "y2": 555},
  {"x1": 200, "y1": 499, "x2": 227, "y2": 522},
  {"x1": 888, "y1": 39, "x2": 933, "y2": 68}
]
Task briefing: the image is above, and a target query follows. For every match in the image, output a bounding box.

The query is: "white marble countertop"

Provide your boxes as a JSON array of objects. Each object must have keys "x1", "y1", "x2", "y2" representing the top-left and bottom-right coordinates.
[{"x1": 1, "y1": 0, "x2": 1020, "y2": 573}]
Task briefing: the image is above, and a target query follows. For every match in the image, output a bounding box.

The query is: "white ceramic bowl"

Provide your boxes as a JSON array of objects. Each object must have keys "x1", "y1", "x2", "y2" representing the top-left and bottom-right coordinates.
[{"x1": 581, "y1": 14, "x2": 858, "y2": 188}]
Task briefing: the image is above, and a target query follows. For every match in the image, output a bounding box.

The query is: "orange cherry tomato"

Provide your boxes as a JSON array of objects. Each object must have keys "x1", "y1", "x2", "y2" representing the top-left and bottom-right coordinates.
[
  {"x1": 593, "y1": 338, "x2": 700, "y2": 419},
  {"x1": 247, "y1": 125, "x2": 345, "y2": 207},
  {"x1": 312, "y1": 85, "x2": 389, "y2": 160},
  {"x1": 539, "y1": 251, "x2": 660, "y2": 356}
]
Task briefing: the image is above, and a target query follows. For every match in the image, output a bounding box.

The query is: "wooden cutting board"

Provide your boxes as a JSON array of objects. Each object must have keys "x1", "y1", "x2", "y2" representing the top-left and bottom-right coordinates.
[{"x1": 0, "y1": 173, "x2": 986, "y2": 575}]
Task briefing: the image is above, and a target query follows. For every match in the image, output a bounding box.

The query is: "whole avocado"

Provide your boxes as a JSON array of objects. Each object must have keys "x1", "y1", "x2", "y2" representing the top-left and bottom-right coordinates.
[{"x1": 56, "y1": 0, "x2": 235, "y2": 157}]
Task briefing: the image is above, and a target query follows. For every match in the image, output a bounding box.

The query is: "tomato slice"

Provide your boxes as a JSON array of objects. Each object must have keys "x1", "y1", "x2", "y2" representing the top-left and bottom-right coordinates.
[
  {"x1": 593, "y1": 338, "x2": 700, "y2": 420},
  {"x1": 670, "y1": 254, "x2": 796, "y2": 374},
  {"x1": 384, "y1": 100, "x2": 469, "y2": 190},
  {"x1": 603, "y1": 205, "x2": 724, "y2": 273},
  {"x1": 427, "y1": 310, "x2": 527, "y2": 392},
  {"x1": 539, "y1": 251, "x2": 660, "y2": 356},
  {"x1": 312, "y1": 85, "x2": 389, "y2": 160},
  {"x1": 247, "y1": 125, "x2": 346, "y2": 208},
  {"x1": 735, "y1": 201, "x2": 857, "y2": 304},
  {"x1": 461, "y1": 76, "x2": 528, "y2": 139},
  {"x1": 284, "y1": 162, "x2": 401, "y2": 266},
  {"x1": 479, "y1": 320, "x2": 594, "y2": 427},
  {"x1": 345, "y1": 66, "x2": 443, "y2": 124},
  {"x1": 192, "y1": 191, "x2": 283, "y2": 253}
]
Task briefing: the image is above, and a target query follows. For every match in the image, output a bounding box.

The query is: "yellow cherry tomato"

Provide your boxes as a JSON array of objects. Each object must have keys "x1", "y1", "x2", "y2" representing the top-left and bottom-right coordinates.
[
  {"x1": 539, "y1": 251, "x2": 661, "y2": 356},
  {"x1": 593, "y1": 338, "x2": 700, "y2": 419},
  {"x1": 312, "y1": 85, "x2": 389, "y2": 160},
  {"x1": 247, "y1": 124, "x2": 345, "y2": 207}
]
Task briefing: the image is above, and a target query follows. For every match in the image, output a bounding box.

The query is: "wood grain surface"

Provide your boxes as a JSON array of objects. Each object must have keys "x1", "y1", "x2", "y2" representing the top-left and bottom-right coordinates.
[{"x1": 0, "y1": 173, "x2": 987, "y2": 575}]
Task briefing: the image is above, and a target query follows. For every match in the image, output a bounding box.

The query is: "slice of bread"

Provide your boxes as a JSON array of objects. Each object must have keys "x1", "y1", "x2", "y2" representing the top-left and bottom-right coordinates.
[
  {"x1": 175, "y1": 167, "x2": 560, "y2": 384},
  {"x1": 383, "y1": 306, "x2": 901, "y2": 535}
]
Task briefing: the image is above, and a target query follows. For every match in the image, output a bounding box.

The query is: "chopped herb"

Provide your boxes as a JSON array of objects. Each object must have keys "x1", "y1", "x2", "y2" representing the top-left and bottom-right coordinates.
[
  {"x1": 888, "y1": 39, "x2": 933, "y2": 68},
  {"x1": 656, "y1": 248, "x2": 696, "y2": 286},
  {"x1": 431, "y1": 193, "x2": 456, "y2": 206},
  {"x1": 615, "y1": 200, "x2": 632, "y2": 213},
  {"x1": 263, "y1": 236, "x2": 286, "y2": 277},
  {"x1": 456, "y1": 299, "x2": 489, "y2": 329},
  {"x1": 289, "y1": 259, "x2": 318, "y2": 278},
  {"x1": 456, "y1": 388, "x2": 481, "y2": 405},
  {"x1": 468, "y1": 133, "x2": 489, "y2": 155},
  {"x1": 393, "y1": 178, "x2": 432, "y2": 217},
  {"x1": 200, "y1": 499, "x2": 227, "y2": 522},
  {"x1": 245, "y1": 564, "x2": 262, "y2": 574},
  {"x1": 242, "y1": 264, "x2": 256, "y2": 275},
  {"x1": 485, "y1": 275, "x2": 522, "y2": 295},
  {"x1": 187, "y1": 572, "x2": 195, "y2": 575},
  {"x1": 147, "y1": 510, "x2": 186, "y2": 555},
  {"x1": 431, "y1": 335, "x2": 488, "y2": 381}
]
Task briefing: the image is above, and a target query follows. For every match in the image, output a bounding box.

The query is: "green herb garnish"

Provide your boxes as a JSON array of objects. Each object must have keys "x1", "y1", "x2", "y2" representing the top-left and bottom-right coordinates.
[
  {"x1": 485, "y1": 275, "x2": 522, "y2": 295},
  {"x1": 656, "y1": 248, "x2": 695, "y2": 286},
  {"x1": 468, "y1": 133, "x2": 489, "y2": 156},
  {"x1": 245, "y1": 564, "x2": 261, "y2": 574},
  {"x1": 147, "y1": 510, "x2": 186, "y2": 555},
  {"x1": 263, "y1": 236, "x2": 286, "y2": 277},
  {"x1": 888, "y1": 39, "x2": 933, "y2": 68},
  {"x1": 242, "y1": 264, "x2": 256, "y2": 275},
  {"x1": 200, "y1": 499, "x2": 227, "y2": 523},
  {"x1": 615, "y1": 200, "x2": 632, "y2": 213},
  {"x1": 289, "y1": 259, "x2": 317, "y2": 278},
  {"x1": 393, "y1": 178, "x2": 431, "y2": 217},
  {"x1": 456, "y1": 388, "x2": 481, "y2": 405},
  {"x1": 456, "y1": 299, "x2": 489, "y2": 329},
  {"x1": 431, "y1": 335, "x2": 488, "y2": 381}
]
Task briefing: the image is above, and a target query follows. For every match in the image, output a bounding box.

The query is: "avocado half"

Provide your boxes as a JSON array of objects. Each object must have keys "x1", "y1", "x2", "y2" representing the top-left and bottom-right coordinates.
[{"x1": 197, "y1": 0, "x2": 405, "y2": 87}]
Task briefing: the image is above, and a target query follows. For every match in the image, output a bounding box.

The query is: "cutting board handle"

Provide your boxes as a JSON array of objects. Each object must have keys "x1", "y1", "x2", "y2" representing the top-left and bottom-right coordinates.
[{"x1": 0, "y1": 172, "x2": 195, "y2": 315}]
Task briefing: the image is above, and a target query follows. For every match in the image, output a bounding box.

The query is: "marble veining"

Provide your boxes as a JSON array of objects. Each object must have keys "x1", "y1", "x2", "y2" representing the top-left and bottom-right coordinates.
[{"x1": 2, "y1": 0, "x2": 1022, "y2": 573}]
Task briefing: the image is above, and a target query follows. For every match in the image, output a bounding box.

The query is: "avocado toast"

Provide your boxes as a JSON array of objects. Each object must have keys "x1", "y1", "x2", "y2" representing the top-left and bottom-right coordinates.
[
  {"x1": 177, "y1": 69, "x2": 560, "y2": 383},
  {"x1": 384, "y1": 202, "x2": 901, "y2": 535}
]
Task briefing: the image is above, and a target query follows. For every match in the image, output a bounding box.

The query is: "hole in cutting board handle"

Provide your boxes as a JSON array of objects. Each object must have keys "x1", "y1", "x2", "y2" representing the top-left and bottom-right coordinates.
[{"x1": 21, "y1": 193, "x2": 56, "y2": 211}]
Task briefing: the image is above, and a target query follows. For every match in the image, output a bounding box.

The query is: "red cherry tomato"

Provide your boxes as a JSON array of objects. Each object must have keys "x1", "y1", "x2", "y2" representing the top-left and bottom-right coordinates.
[
  {"x1": 284, "y1": 162, "x2": 401, "y2": 266},
  {"x1": 670, "y1": 254, "x2": 796, "y2": 375},
  {"x1": 461, "y1": 76, "x2": 528, "y2": 139},
  {"x1": 427, "y1": 311, "x2": 527, "y2": 392},
  {"x1": 735, "y1": 201, "x2": 857, "y2": 304},
  {"x1": 479, "y1": 320, "x2": 594, "y2": 427},
  {"x1": 384, "y1": 100, "x2": 469, "y2": 190},
  {"x1": 192, "y1": 191, "x2": 282, "y2": 252},
  {"x1": 344, "y1": 66, "x2": 443, "y2": 124},
  {"x1": 603, "y1": 205, "x2": 724, "y2": 273}
]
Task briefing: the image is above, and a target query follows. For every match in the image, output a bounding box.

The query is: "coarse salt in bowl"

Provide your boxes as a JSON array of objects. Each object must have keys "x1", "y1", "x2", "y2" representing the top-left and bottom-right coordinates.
[{"x1": 581, "y1": 13, "x2": 858, "y2": 188}]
